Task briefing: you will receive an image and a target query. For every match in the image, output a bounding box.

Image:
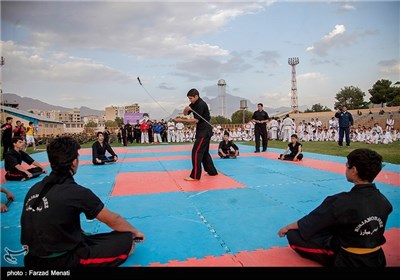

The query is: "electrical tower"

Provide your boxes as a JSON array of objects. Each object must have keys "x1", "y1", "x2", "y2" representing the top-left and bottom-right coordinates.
[{"x1": 288, "y1": 57, "x2": 299, "y2": 113}]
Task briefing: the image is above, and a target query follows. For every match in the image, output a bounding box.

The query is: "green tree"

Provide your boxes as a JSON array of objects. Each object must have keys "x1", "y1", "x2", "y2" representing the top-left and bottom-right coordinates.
[
  {"x1": 211, "y1": 115, "x2": 231, "y2": 125},
  {"x1": 334, "y1": 86, "x2": 367, "y2": 110},
  {"x1": 115, "y1": 117, "x2": 124, "y2": 127},
  {"x1": 369, "y1": 79, "x2": 394, "y2": 107},
  {"x1": 304, "y1": 103, "x2": 332, "y2": 113},
  {"x1": 85, "y1": 120, "x2": 97, "y2": 128},
  {"x1": 387, "y1": 86, "x2": 400, "y2": 106},
  {"x1": 105, "y1": 120, "x2": 117, "y2": 128},
  {"x1": 231, "y1": 110, "x2": 253, "y2": 124}
]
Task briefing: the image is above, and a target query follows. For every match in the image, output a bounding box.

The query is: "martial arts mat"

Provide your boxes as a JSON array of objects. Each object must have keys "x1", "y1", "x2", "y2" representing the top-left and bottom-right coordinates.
[{"x1": 1, "y1": 143, "x2": 399, "y2": 267}]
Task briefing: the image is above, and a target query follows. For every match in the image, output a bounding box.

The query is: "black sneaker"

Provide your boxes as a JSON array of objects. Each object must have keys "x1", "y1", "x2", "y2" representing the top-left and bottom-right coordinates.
[
  {"x1": 262, "y1": 149, "x2": 267, "y2": 152},
  {"x1": 254, "y1": 150, "x2": 260, "y2": 153}
]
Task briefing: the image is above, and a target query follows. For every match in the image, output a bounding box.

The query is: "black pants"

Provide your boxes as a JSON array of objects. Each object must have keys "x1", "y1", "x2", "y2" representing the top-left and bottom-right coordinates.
[
  {"x1": 93, "y1": 156, "x2": 116, "y2": 165},
  {"x1": 218, "y1": 150, "x2": 238, "y2": 159},
  {"x1": 254, "y1": 124, "x2": 268, "y2": 151},
  {"x1": 24, "y1": 231, "x2": 133, "y2": 268},
  {"x1": 190, "y1": 136, "x2": 218, "y2": 180},
  {"x1": 338, "y1": 127, "x2": 350, "y2": 146},
  {"x1": 5, "y1": 167, "x2": 43, "y2": 181},
  {"x1": 279, "y1": 153, "x2": 303, "y2": 161},
  {"x1": 286, "y1": 229, "x2": 336, "y2": 267},
  {"x1": 1, "y1": 139, "x2": 12, "y2": 160},
  {"x1": 286, "y1": 229, "x2": 386, "y2": 267}
]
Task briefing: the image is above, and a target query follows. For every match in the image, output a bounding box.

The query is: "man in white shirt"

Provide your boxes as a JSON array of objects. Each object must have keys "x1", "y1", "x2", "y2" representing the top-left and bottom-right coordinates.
[
  {"x1": 175, "y1": 122, "x2": 185, "y2": 142},
  {"x1": 167, "y1": 119, "x2": 176, "y2": 143},
  {"x1": 282, "y1": 115, "x2": 294, "y2": 142}
]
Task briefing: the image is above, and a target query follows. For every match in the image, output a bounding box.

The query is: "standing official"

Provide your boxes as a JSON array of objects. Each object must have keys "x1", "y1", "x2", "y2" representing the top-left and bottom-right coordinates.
[
  {"x1": 252, "y1": 103, "x2": 269, "y2": 153},
  {"x1": 335, "y1": 106, "x2": 354, "y2": 147}
]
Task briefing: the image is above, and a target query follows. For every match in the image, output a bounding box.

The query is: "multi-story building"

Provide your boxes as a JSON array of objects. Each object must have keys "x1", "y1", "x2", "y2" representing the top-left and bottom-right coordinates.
[
  {"x1": 57, "y1": 108, "x2": 84, "y2": 133},
  {"x1": 105, "y1": 104, "x2": 140, "y2": 121},
  {"x1": 125, "y1": 103, "x2": 140, "y2": 113}
]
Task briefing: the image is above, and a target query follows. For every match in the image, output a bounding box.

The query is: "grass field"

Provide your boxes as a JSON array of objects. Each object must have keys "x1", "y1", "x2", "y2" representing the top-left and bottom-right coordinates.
[{"x1": 25, "y1": 140, "x2": 400, "y2": 164}]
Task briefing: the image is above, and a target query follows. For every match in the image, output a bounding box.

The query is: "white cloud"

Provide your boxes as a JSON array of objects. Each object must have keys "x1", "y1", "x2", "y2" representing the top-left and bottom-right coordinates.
[
  {"x1": 298, "y1": 72, "x2": 326, "y2": 80},
  {"x1": 378, "y1": 59, "x2": 400, "y2": 74},
  {"x1": 255, "y1": 50, "x2": 280, "y2": 67},
  {"x1": 1, "y1": 40, "x2": 135, "y2": 84},
  {"x1": 339, "y1": 4, "x2": 356, "y2": 11},
  {"x1": 173, "y1": 51, "x2": 253, "y2": 81},
  {"x1": 258, "y1": 92, "x2": 290, "y2": 107},
  {"x1": 306, "y1": 25, "x2": 377, "y2": 56},
  {"x1": 2, "y1": 1, "x2": 266, "y2": 59}
]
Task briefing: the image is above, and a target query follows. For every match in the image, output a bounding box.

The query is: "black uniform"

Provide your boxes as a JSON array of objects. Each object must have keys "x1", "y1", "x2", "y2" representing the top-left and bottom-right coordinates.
[
  {"x1": 124, "y1": 123, "x2": 133, "y2": 144},
  {"x1": 92, "y1": 141, "x2": 117, "y2": 165},
  {"x1": 134, "y1": 123, "x2": 141, "y2": 143},
  {"x1": 4, "y1": 149, "x2": 43, "y2": 181},
  {"x1": 103, "y1": 130, "x2": 111, "y2": 144},
  {"x1": 218, "y1": 140, "x2": 239, "y2": 158},
  {"x1": 286, "y1": 183, "x2": 393, "y2": 267},
  {"x1": 280, "y1": 142, "x2": 303, "y2": 161},
  {"x1": 252, "y1": 109, "x2": 269, "y2": 152},
  {"x1": 1, "y1": 123, "x2": 13, "y2": 159},
  {"x1": 21, "y1": 174, "x2": 133, "y2": 267},
  {"x1": 121, "y1": 126, "x2": 127, "y2": 146},
  {"x1": 188, "y1": 98, "x2": 218, "y2": 180}
]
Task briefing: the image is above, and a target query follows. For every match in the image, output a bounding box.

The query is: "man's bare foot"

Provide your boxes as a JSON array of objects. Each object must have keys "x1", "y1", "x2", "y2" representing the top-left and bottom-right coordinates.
[{"x1": 184, "y1": 177, "x2": 198, "y2": 181}]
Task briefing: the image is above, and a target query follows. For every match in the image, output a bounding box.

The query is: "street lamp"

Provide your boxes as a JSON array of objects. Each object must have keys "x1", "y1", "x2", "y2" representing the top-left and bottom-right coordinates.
[{"x1": 0, "y1": 56, "x2": 5, "y2": 122}]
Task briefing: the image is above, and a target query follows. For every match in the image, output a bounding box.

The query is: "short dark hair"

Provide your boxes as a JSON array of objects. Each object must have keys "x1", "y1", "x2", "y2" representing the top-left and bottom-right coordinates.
[
  {"x1": 12, "y1": 136, "x2": 23, "y2": 144},
  {"x1": 187, "y1": 88, "x2": 200, "y2": 97},
  {"x1": 29, "y1": 121, "x2": 33, "y2": 125},
  {"x1": 224, "y1": 131, "x2": 229, "y2": 136},
  {"x1": 347, "y1": 149, "x2": 382, "y2": 182},
  {"x1": 96, "y1": 131, "x2": 103, "y2": 138},
  {"x1": 47, "y1": 136, "x2": 80, "y2": 173},
  {"x1": 16, "y1": 120, "x2": 21, "y2": 124},
  {"x1": 291, "y1": 134, "x2": 298, "y2": 139},
  {"x1": 6, "y1": 117, "x2": 13, "y2": 121},
  {"x1": 258, "y1": 103, "x2": 263, "y2": 107}
]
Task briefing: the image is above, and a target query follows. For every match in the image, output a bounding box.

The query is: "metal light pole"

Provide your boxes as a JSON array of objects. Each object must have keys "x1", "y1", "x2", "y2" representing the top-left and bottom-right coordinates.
[
  {"x1": 288, "y1": 57, "x2": 299, "y2": 113},
  {"x1": 0, "y1": 56, "x2": 5, "y2": 123}
]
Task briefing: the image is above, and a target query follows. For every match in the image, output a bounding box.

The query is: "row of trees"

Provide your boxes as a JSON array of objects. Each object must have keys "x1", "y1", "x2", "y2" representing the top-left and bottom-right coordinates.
[{"x1": 306, "y1": 79, "x2": 399, "y2": 112}]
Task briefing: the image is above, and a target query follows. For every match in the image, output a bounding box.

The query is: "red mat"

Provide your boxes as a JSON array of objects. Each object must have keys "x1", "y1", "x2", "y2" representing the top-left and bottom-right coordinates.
[
  {"x1": 111, "y1": 170, "x2": 245, "y2": 196},
  {"x1": 254, "y1": 152, "x2": 400, "y2": 186},
  {"x1": 148, "y1": 227, "x2": 400, "y2": 267}
]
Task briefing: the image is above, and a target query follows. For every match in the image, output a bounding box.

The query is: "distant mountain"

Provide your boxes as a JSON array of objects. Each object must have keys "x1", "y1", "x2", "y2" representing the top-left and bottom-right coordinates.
[{"x1": 2, "y1": 93, "x2": 104, "y2": 117}]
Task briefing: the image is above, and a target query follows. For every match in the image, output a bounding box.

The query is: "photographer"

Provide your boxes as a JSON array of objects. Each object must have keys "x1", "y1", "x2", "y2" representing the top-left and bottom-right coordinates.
[{"x1": 335, "y1": 106, "x2": 354, "y2": 147}]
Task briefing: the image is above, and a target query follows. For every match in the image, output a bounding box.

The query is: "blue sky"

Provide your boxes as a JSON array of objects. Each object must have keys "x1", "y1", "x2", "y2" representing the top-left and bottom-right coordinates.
[{"x1": 1, "y1": 0, "x2": 399, "y2": 119}]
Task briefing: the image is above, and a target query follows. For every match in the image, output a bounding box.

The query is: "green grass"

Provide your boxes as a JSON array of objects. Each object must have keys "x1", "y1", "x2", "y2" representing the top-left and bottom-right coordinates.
[
  {"x1": 242, "y1": 140, "x2": 400, "y2": 164},
  {"x1": 26, "y1": 140, "x2": 400, "y2": 164}
]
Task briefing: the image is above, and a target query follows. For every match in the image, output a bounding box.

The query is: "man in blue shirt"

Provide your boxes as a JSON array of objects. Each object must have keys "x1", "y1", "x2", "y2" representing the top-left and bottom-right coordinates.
[{"x1": 334, "y1": 106, "x2": 354, "y2": 147}]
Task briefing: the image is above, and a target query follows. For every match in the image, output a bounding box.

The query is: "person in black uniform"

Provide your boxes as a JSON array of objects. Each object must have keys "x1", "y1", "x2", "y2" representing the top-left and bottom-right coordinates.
[
  {"x1": 278, "y1": 134, "x2": 303, "y2": 161},
  {"x1": 4, "y1": 137, "x2": 46, "y2": 181},
  {"x1": 174, "y1": 88, "x2": 218, "y2": 181},
  {"x1": 124, "y1": 121, "x2": 133, "y2": 144},
  {"x1": 21, "y1": 136, "x2": 145, "y2": 267},
  {"x1": 278, "y1": 148, "x2": 393, "y2": 267},
  {"x1": 252, "y1": 103, "x2": 269, "y2": 153},
  {"x1": 134, "y1": 120, "x2": 141, "y2": 143},
  {"x1": 1, "y1": 116, "x2": 13, "y2": 160},
  {"x1": 103, "y1": 127, "x2": 111, "y2": 144},
  {"x1": 218, "y1": 131, "x2": 239, "y2": 159},
  {"x1": 121, "y1": 125, "x2": 127, "y2": 146},
  {"x1": 92, "y1": 132, "x2": 118, "y2": 165}
]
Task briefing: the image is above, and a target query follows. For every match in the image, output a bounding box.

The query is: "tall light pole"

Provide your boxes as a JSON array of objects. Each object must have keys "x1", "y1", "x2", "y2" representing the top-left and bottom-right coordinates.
[
  {"x1": 288, "y1": 57, "x2": 299, "y2": 113},
  {"x1": 0, "y1": 56, "x2": 5, "y2": 122}
]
